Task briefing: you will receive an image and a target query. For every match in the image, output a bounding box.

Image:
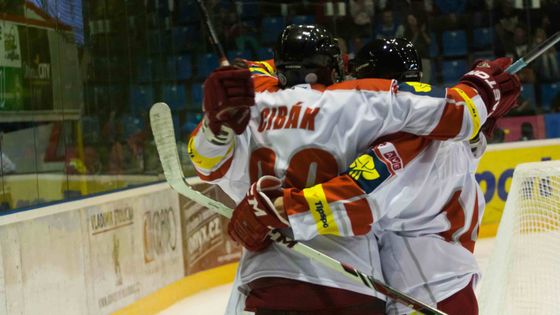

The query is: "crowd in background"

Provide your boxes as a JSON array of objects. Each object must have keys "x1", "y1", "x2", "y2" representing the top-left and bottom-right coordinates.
[
  {"x1": 1, "y1": 0, "x2": 560, "y2": 211},
  {"x1": 195, "y1": 0, "x2": 560, "y2": 144}
]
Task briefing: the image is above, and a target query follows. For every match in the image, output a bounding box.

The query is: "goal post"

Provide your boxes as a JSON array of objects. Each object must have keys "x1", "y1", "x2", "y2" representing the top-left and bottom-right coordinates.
[{"x1": 478, "y1": 160, "x2": 560, "y2": 315}]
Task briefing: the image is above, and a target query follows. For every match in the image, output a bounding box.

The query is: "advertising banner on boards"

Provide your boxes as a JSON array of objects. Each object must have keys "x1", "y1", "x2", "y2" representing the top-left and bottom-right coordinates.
[
  {"x1": 477, "y1": 140, "x2": 560, "y2": 237},
  {"x1": 180, "y1": 183, "x2": 242, "y2": 275},
  {"x1": 85, "y1": 199, "x2": 140, "y2": 314},
  {"x1": 136, "y1": 189, "x2": 184, "y2": 290}
]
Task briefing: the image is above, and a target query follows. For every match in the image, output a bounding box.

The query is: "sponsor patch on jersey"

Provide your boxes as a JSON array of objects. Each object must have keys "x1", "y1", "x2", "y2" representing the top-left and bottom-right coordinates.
[
  {"x1": 376, "y1": 142, "x2": 404, "y2": 172},
  {"x1": 345, "y1": 150, "x2": 392, "y2": 194},
  {"x1": 302, "y1": 184, "x2": 341, "y2": 235},
  {"x1": 398, "y1": 82, "x2": 446, "y2": 98}
]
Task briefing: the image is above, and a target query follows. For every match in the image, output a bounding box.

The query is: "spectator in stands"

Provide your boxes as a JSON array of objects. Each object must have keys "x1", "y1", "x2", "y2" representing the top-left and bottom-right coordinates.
[
  {"x1": 1, "y1": 152, "x2": 16, "y2": 174},
  {"x1": 494, "y1": 0, "x2": 521, "y2": 56},
  {"x1": 508, "y1": 91, "x2": 537, "y2": 116},
  {"x1": 224, "y1": 12, "x2": 260, "y2": 59},
  {"x1": 434, "y1": 0, "x2": 466, "y2": 15},
  {"x1": 396, "y1": 13, "x2": 432, "y2": 82},
  {"x1": 376, "y1": 9, "x2": 399, "y2": 38},
  {"x1": 510, "y1": 24, "x2": 529, "y2": 60},
  {"x1": 377, "y1": 0, "x2": 410, "y2": 13},
  {"x1": 519, "y1": 122, "x2": 535, "y2": 141},
  {"x1": 349, "y1": 0, "x2": 375, "y2": 39},
  {"x1": 532, "y1": 28, "x2": 560, "y2": 82},
  {"x1": 489, "y1": 127, "x2": 506, "y2": 143}
]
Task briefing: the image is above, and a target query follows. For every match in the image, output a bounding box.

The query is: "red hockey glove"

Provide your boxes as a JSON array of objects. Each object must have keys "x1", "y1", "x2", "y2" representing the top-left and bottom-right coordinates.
[
  {"x1": 228, "y1": 176, "x2": 290, "y2": 252},
  {"x1": 460, "y1": 57, "x2": 521, "y2": 119},
  {"x1": 203, "y1": 66, "x2": 255, "y2": 135}
]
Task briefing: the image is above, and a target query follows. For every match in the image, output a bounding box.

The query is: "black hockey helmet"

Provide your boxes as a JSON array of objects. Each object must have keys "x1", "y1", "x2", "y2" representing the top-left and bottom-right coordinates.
[
  {"x1": 352, "y1": 38, "x2": 422, "y2": 81},
  {"x1": 274, "y1": 24, "x2": 344, "y2": 88}
]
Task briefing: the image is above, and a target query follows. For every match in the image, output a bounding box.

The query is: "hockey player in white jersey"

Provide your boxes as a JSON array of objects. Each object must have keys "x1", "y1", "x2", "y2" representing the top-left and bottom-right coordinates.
[
  {"x1": 228, "y1": 38, "x2": 520, "y2": 315},
  {"x1": 189, "y1": 24, "x2": 513, "y2": 313}
]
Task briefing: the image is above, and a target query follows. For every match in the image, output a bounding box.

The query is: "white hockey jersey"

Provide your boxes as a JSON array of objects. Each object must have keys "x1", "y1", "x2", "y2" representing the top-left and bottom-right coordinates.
[
  {"x1": 283, "y1": 132, "x2": 486, "y2": 314},
  {"x1": 188, "y1": 68, "x2": 488, "y2": 301}
]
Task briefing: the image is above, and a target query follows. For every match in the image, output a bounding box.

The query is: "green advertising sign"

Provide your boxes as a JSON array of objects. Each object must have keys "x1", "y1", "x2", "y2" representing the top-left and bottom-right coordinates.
[
  {"x1": 0, "y1": 67, "x2": 23, "y2": 110},
  {"x1": 0, "y1": 20, "x2": 23, "y2": 110}
]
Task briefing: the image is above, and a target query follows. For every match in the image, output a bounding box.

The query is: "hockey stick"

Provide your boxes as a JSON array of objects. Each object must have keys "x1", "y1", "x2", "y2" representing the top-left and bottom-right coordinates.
[
  {"x1": 194, "y1": 0, "x2": 230, "y2": 66},
  {"x1": 149, "y1": 102, "x2": 447, "y2": 315},
  {"x1": 507, "y1": 31, "x2": 560, "y2": 74}
]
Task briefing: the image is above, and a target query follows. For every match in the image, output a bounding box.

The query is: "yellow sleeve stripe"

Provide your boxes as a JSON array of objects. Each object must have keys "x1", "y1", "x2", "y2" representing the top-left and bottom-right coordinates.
[
  {"x1": 259, "y1": 61, "x2": 275, "y2": 75},
  {"x1": 453, "y1": 87, "x2": 481, "y2": 139},
  {"x1": 302, "y1": 184, "x2": 341, "y2": 235},
  {"x1": 187, "y1": 136, "x2": 233, "y2": 170},
  {"x1": 249, "y1": 61, "x2": 275, "y2": 76},
  {"x1": 249, "y1": 67, "x2": 272, "y2": 76}
]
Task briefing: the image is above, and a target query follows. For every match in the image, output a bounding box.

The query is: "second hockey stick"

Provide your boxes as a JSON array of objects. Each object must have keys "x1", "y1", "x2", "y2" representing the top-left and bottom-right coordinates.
[
  {"x1": 149, "y1": 102, "x2": 446, "y2": 315},
  {"x1": 507, "y1": 31, "x2": 560, "y2": 74}
]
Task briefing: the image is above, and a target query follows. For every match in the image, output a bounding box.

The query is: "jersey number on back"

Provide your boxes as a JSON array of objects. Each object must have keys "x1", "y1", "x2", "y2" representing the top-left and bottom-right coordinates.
[{"x1": 249, "y1": 147, "x2": 338, "y2": 189}]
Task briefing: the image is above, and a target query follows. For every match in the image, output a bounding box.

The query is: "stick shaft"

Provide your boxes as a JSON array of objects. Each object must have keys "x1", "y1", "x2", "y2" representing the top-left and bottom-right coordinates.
[
  {"x1": 194, "y1": 0, "x2": 230, "y2": 66},
  {"x1": 507, "y1": 31, "x2": 560, "y2": 74}
]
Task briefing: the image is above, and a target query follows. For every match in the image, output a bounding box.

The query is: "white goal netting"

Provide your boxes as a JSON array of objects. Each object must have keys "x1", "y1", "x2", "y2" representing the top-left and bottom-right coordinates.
[{"x1": 478, "y1": 160, "x2": 560, "y2": 315}]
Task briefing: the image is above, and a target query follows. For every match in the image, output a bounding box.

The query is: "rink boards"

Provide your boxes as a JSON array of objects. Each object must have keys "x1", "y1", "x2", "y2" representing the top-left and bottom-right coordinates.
[{"x1": 0, "y1": 181, "x2": 241, "y2": 315}]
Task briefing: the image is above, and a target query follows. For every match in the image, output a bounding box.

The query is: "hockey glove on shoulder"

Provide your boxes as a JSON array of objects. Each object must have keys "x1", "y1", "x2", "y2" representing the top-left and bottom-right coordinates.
[
  {"x1": 203, "y1": 66, "x2": 255, "y2": 135},
  {"x1": 228, "y1": 176, "x2": 289, "y2": 252}
]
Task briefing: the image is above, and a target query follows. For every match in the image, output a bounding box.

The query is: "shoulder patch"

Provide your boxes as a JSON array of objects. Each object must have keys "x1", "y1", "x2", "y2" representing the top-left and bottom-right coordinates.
[
  {"x1": 398, "y1": 82, "x2": 446, "y2": 98},
  {"x1": 249, "y1": 60, "x2": 276, "y2": 77},
  {"x1": 344, "y1": 149, "x2": 392, "y2": 194}
]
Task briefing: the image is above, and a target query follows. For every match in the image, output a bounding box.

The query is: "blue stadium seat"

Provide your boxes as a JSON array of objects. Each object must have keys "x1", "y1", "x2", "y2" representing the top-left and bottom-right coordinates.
[
  {"x1": 472, "y1": 27, "x2": 493, "y2": 51},
  {"x1": 540, "y1": 82, "x2": 560, "y2": 111},
  {"x1": 121, "y1": 114, "x2": 144, "y2": 139},
  {"x1": 239, "y1": 1, "x2": 260, "y2": 19},
  {"x1": 544, "y1": 113, "x2": 560, "y2": 138},
  {"x1": 261, "y1": 17, "x2": 285, "y2": 45},
  {"x1": 162, "y1": 84, "x2": 187, "y2": 111},
  {"x1": 196, "y1": 53, "x2": 219, "y2": 79},
  {"x1": 174, "y1": 54, "x2": 192, "y2": 80},
  {"x1": 429, "y1": 32, "x2": 439, "y2": 57},
  {"x1": 256, "y1": 47, "x2": 274, "y2": 60},
  {"x1": 227, "y1": 50, "x2": 252, "y2": 61},
  {"x1": 153, "y1": 58, "x2": 167, "y2": 81},
  {"x1": 176, "y1": 1, "x2": 199, "y2": 23},
  {"x1": 148, "y1": 30, "x2": 163, "y2": 53},
  {"x1": 171, "y1": 26, "x2": 199, "y2": 51},
  {"x1": 521, "y1": 84, "x2": 537, "y2": 111},
  {"x1": 136, "y1": 58, "x2": 153, "y2": 82},
  {"x1": 183, "y1": 112, "x2": 202, "y2": 137},
  {"x1": 442, "y1": 30, "x2": 467, "y2": 56},
  {"x1": 129, "y1": 85, "x2": 154, "y2": 113},
  {"x1": 191, "y1": 83, "x2": 203, "y2": 106},
  {"x1": 291, "y1": 15, "x2": 315, "y2": 25},
  {"x1": 441, "y1": 59, "x2": 468, "y2": 83}
]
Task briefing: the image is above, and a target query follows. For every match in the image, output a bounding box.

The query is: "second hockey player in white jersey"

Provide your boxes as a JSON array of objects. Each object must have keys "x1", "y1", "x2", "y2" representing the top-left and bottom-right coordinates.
[{"x1": 229, "y1": 38, "x2": 520, "y2": 314}]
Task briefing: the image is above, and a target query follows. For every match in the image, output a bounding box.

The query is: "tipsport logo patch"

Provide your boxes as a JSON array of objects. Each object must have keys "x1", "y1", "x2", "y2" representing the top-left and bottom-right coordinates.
[{"x1": 346, "y1": 151, "x2": 392, "y2": 194}]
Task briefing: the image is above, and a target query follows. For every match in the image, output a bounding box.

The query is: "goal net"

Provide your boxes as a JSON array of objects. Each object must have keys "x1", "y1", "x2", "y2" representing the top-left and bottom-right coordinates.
[{"x1": 478, "y1": 160, "x2": 560, "y2": 315}]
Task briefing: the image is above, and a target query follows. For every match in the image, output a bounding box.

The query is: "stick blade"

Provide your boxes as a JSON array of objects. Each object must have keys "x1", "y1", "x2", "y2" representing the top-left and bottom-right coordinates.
[{"x1": 149, "y1": 102, "x2": 184, "y2": 182}]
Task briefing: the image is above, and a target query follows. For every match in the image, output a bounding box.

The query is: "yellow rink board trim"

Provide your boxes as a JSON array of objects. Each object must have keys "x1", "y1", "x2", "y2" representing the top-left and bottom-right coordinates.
[
  {"x1": 478, "y1": 223, "x2": 499, "y2": 239},
  {"x1": 113, "y1": 262, "x2": 238, "y2": 315}
]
